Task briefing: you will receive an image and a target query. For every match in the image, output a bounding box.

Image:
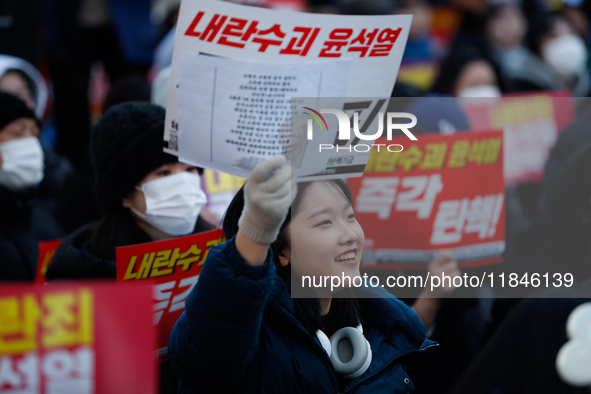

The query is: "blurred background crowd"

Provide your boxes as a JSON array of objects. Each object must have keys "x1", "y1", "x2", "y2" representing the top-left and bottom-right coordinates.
[
  {"x1": 1, "y1": 0, "x2": 591, "y2": 393},
  {"x1": 0, "y1": 0, "x2": 589, "y2": 239}
]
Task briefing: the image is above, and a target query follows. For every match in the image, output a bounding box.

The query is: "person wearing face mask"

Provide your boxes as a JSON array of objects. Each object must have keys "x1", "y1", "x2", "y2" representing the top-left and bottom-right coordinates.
[
  {"x1": 0, "y1": 54, "x2": 82, "y2": 234},
  {"x1": 45, "y1": 102, "x2": 213, "y2": 394},
  {"x1": 168, "y1": 156, "x2": 436, "y2": 394},
  {"x1": 46, "y1": 102, "x2": 214, "y2": 281},
  {"x1": 0, "y1": 92, "x2": 65, "y2": 281},
  {"x1": 509, "y1": 12, "x2": 591, "y2": 96}
]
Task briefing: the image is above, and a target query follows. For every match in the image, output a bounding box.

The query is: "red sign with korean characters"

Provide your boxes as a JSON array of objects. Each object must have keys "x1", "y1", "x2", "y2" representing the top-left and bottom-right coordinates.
[
  {"x1": 460, "y1": 91, "x2": 574, "y2": 185},
  {"x1": 0, "y1": 283, "x2": 156, "y2": 394},
  {"x1": 34, "y1": 240, "x2": 62, "y2": 285},
  {"x1": 116, "y1": 230, "x2": 225, "y2": 359},
  {"x1": 350, "y1": 130, "x2": 505, "y2": 269}
]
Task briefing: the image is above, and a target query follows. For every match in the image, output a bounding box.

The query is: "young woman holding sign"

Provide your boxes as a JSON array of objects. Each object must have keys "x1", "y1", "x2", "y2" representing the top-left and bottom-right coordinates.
[{"x1": 169, "y1": 155, "x2": 438, "y2": 393}]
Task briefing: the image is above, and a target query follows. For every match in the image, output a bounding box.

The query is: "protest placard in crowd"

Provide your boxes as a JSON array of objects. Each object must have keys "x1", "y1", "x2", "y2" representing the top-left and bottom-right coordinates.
[
  {"x1": 165, "y1": 0, "x2": 412, "y2": 176},
  {"x1": 116, "y1": 229, "x2": 225, "y2": 358},
  {"x1": 349, "y1": 130, "x2": 505, "y2": 268},
  {"x1": 0, "y1": 283, "x2": 155, "y2": 393},
  {"x1": 460, "y1": 91, "x2": 574, "y2": 185},
  {"x1": 34, "y1": 240, "x2": 62, "y2": 285}
]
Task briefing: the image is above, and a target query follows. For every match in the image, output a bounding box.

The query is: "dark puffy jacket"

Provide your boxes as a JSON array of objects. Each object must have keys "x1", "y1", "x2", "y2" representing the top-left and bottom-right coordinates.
[
  {"x1": 0, "y1": 185, "x2": 64, "y2": 281},
  {"x1": 46, "y1": 223, "x2": 116, "y2": 280},
  {"x1": 169, "y1": 237, "x2": 437, "y2": 394},
  {"x1": 47, "y1": 214, "x2": 215, "y2": 280}
]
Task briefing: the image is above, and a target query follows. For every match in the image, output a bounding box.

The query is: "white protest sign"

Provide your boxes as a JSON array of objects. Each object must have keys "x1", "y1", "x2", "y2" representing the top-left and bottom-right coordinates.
[{"x1": 166, "y1": 0, "x2": 412, "y2": 176}]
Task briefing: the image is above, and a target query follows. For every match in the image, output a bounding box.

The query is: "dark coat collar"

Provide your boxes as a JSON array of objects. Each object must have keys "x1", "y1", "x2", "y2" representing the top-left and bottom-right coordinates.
[
  {"x1": 46, "y1": 223, "x2": 117, "y2": 280},
  {"x1": 0, "y1": 184, "x2": 36, "y2": 222},
  {"x1": 268, "y1": 272, "x2": 429, "y2": 356}
]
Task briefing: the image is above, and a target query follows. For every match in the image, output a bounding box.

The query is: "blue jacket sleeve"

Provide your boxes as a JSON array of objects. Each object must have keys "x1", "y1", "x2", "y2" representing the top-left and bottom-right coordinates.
[{"x1": 168, "y1": 236, "x2": 275, "y2": 391}]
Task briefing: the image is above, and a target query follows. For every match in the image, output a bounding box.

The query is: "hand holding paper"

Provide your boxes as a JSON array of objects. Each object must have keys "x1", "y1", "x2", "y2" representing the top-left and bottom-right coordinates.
[{"x1": 239, "y1": 155, "x2": 296, "y2": 245}]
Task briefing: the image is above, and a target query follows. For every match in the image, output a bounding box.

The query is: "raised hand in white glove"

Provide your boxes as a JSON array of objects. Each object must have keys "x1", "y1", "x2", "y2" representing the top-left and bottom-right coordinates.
[{"x1": 238, "y1": 155, "x2": 296, "y2": 245}]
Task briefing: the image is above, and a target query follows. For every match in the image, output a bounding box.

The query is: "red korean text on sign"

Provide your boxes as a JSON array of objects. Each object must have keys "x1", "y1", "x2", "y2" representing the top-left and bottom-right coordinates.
[
  {"x1": 279, "y1": 27, "x2": 321, "y2": 56},
  {"x1": 184, "y1": 12, "x2": 288, "y2": 53},
  {"x1": 319, "y1": 27, "x2": 402, "y2": 57},
  {"x1": 183, "y1": 11, "x2": 404, "y2": 57}
]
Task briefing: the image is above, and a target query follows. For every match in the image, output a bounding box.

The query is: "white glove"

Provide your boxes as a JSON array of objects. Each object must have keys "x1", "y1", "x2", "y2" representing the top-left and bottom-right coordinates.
[{"x1": 238, "y1": 155, "x2": 296, "y2": 244}]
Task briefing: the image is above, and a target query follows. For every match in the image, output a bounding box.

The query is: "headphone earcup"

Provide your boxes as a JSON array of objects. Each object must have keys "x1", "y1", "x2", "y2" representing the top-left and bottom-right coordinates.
[
  {"x1": 316, "y1": 329, "x2": 332, "y2": 357},
  {"x1": 329, "y1": 327, "x2": 372, "y2": 379}
]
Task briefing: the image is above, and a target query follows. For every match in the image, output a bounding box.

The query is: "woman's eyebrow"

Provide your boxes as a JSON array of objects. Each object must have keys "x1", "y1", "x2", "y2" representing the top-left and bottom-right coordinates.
[{"x1": 307, "y1": 208, "x2": 331, "y2": 220}]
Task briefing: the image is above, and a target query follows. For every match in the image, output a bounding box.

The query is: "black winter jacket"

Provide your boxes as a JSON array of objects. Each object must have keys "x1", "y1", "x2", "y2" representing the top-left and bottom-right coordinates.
[{"x1": 0, "y1": 185, "x2": 64, "y2": 281}]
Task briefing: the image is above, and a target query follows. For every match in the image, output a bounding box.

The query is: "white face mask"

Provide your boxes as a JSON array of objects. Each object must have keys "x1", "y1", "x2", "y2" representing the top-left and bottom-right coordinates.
[
  {"x1": 457, "y1": 85, "x2": 502, "y2": 98},
  {"x1": 0, "y1": 136, "x2": 44, "y2": 191},
  {"x1": 542, "y1": 34, "x2": 588, "y2": 78},
  {"x1": 130, "y1": 171, "x2": 207, "y2": 236}
]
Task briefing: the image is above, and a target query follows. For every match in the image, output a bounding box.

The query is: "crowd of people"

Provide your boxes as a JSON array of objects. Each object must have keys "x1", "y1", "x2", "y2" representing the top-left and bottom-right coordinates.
[{"x1": 1, "y1": 0, "x2": 591, "y2": 393}]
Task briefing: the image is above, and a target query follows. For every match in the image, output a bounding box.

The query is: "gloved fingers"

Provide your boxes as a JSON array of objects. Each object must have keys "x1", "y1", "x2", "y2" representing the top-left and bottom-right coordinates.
[
  {"x1": 277, "y1": 191, "x2": 294, "y2": 211},
  {"x1": 260, "y1": 164, "x2": 293, "y2": 193},
  {"x1": 250, "y1": 155, "x2": 286, "y2": 184},
  {"x1": 266, "y1": 191, "x2": 293, "y2": 220},
  {"x1": 271, "y1": 175, "x2": 294, "y2": 200}
]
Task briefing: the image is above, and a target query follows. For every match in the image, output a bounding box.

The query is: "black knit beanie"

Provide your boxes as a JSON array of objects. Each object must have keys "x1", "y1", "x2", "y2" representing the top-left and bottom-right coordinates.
[
  {"x1": 91, "y1": 102, "x2": 179, "y2": 214},
  {"x1": 0, "y1": 92, "x2": 37, "y2": 131}
]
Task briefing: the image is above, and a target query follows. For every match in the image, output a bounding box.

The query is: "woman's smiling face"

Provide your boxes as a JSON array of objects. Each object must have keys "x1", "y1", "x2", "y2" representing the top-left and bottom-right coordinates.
[{"x1": 286, "y1": 181, "x2": 365, "y2": 294}]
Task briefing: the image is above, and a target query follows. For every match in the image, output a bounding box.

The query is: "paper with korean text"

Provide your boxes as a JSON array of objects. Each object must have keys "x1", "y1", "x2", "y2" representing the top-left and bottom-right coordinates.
[{"x1": 164, "y1": 0, "x2": 412, "y2": 158}]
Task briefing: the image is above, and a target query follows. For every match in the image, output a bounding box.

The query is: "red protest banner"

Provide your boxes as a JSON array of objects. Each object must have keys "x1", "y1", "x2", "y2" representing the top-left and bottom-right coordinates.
[
  {"x1": 34, "y1": 240, "x2": 62, "y2": 285},
  {"x1": 350, "y1": 130, "x2": 505, "y2": 269},
  {"x1": 0, "y1": 283, "x2": 156, "y2": 394},
  {"x1": 461, "y1": 91, "x2": 574, "y2": 185},
  {"x1": 116, "y1": 229, "x2": 225, "y2": 359}
]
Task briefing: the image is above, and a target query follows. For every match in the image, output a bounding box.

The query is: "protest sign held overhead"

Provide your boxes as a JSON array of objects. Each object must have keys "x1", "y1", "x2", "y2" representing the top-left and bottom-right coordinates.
[
  {"x1": 349, "y1": 130, "x2": 505, "y2": 268},
  {"x1": 166, "y1": 0, "x2": 412, "y2": 176},
  {"x1": 116, "y1": 229, "x2": 225, "y2": 359},
  {"x1": 0, "y1": 283, "x2": 155, "y2": 394}
]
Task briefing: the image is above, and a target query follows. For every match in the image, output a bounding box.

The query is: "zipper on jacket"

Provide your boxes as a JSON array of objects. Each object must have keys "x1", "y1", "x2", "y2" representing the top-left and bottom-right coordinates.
[
  {"x1": 274, "y1": 302, "x2": 340, "y2": 393},
  {"x1": 341, "y1": 342, "x2": 438, "y2": 394},
  {"x1": 317, "y1": 344, "x2": 340, "y2": 394}
]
